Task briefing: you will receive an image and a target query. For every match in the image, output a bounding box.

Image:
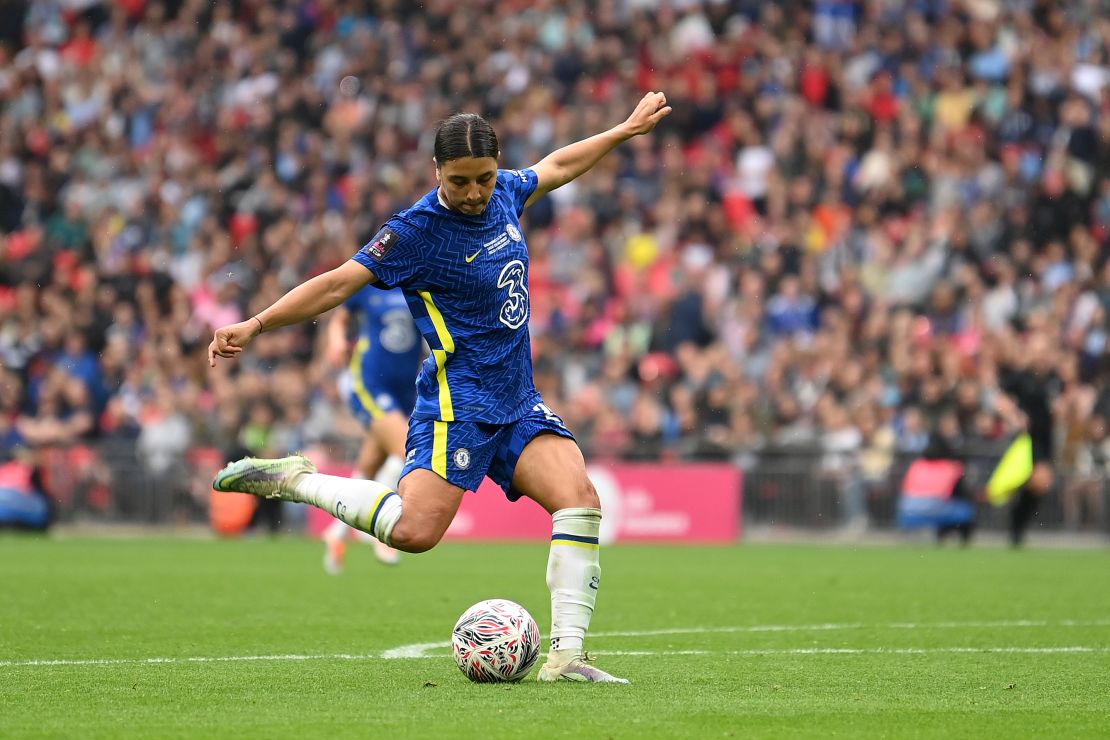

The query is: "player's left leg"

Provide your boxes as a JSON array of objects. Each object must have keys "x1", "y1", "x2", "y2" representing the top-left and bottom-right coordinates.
[{"x1": 498, "y1": 418, "x2": 628, "y2": 684}]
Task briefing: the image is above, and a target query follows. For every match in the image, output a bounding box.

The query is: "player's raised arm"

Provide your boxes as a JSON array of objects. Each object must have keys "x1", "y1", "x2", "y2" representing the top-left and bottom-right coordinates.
[
  {"x1": 208, "y1": 259, "x2": 376, "y2": 367},
  {"x1": 524, "y1": 91, "x2": 671, "y2": 208}
]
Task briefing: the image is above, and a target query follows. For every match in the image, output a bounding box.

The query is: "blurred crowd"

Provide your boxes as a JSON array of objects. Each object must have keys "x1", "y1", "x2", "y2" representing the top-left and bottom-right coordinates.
[{"x1": 1, "y1": 0, "x2": 1109, "y2": 529}]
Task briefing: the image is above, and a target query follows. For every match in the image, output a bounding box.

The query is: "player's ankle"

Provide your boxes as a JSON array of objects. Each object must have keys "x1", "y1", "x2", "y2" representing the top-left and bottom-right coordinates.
[{"x1": 547, "y1": 647, "x2": 583, "y2": 665}]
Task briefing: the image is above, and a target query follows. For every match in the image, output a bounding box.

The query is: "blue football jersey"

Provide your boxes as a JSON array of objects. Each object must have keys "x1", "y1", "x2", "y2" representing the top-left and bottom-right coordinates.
[
  {"x1": 344, "y1": 286, "x2": 422, "y2": 412},
  {"x1": 351, "y1": 168, "x2": 540, "y2": 424}
]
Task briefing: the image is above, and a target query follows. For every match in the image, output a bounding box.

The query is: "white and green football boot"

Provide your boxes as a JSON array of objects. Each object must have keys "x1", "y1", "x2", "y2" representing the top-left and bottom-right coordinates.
[
  {"x1": 536, "y1": 652, "x2": 630, "y2": 684},
  {"x1": 212, "y1": 454, "x2": 317, "y2": 501}
]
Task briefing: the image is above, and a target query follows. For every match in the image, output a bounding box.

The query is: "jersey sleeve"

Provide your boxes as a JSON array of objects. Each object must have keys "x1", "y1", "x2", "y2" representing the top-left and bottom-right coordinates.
[
  {"x1": 499, "y1": 168, "x2": 539, "y2": 217},
  {"x1": 352, "y1": 218, "x2": 423, "y2": 289}
]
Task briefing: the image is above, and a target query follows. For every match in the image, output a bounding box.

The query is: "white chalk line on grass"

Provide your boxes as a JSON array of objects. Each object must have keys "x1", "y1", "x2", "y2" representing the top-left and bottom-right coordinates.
[
  {"x1": 4, "y1": 619, "x2": 1108, "y2": 668},
  {"x1": 3, "y1": 646, "x2": 1109, "y2": 668},
  {"x1": 381, "y1": 618, "x2": 1110, "y2": 658}
]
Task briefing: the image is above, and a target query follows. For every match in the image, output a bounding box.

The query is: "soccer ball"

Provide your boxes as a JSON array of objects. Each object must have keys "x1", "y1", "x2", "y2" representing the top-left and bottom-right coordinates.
[{"x1": 452, "y1": 599, "x2": 541, "y2": 683}]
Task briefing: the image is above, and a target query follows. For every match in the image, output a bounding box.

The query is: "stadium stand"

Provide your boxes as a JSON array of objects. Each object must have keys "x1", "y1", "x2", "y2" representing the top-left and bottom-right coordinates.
[{"x1": 1, "y1": 0, "x2": 1108, "y2": 533}]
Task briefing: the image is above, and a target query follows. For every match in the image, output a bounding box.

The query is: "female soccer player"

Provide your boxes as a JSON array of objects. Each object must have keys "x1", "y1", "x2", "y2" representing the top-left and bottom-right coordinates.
[{"x1": 208, "y1": 92, "x2": 671, "y2": 683}]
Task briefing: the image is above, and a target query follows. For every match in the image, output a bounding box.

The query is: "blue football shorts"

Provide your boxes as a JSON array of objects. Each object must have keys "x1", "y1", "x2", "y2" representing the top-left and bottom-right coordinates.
[
  {"x1": 400, "y1": 399, "x2": 575, "y2": 500},
  {"x1": 339, "y1": 371, "x2": 412, "y2": 427}
]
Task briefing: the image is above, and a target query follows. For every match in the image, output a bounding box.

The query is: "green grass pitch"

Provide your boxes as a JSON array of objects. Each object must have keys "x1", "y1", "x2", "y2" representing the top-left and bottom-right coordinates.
[{"x1": 1, "y1": 536, "x2": 1108, "y2": 738}]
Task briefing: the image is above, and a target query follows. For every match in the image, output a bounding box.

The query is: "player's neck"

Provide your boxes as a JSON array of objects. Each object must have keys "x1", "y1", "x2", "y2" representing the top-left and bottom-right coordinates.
[
  {"x1": 436, "y1": 187, "x2": 455, "y2": 211},
  {"x1": 436, "y1": 187, "x2": 483, "y2": 218}
]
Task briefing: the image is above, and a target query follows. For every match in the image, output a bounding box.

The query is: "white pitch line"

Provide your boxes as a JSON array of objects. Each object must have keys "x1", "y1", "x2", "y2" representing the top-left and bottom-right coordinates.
[
  {"x1": 598, "y1": 619, "x2": 1110, "y2": 637},
  {"x1": 0, "y1": 653, "x2": 380, "y2": 668},
  {"x1": 381, "y1": 641, "x2": 450, "y2": 659},
  {"x1": 7, "y1": 620, "x2": 1109, "y2": 667},
  {"x1": 3, "y1": 646, "x2": 1109, "y2": 668},
  {"x1": 381, "y1": 618, "x2": 1110, "y2": 658}
]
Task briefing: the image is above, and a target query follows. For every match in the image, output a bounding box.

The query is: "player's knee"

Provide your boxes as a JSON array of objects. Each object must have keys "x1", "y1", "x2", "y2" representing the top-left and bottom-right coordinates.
[
  {"x1": 389, "y1": 524, "x2": 444, "y2": 554},
  {"x1": 577, "y1": 476, "x2": 601, "y2": 510}
]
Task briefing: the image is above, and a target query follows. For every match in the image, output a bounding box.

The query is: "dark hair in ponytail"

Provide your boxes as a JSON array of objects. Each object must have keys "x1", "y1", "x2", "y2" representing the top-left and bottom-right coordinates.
[{"x1": 434, "y1": 113, "x2": 499, "y2": 165}]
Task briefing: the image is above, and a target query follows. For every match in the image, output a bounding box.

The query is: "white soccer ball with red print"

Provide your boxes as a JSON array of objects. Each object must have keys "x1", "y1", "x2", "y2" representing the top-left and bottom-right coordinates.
[{"x1": 451, "y1": 598, "x2": 541, "y2": 683}]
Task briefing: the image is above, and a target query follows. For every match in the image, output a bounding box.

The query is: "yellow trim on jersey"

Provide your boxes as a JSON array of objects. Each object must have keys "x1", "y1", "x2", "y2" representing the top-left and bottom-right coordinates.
[
  {"x1": 420, "y1": 291, "x2": 456, "y2": 353},
  {"x1": 348, "y1": 338, "x2": 385, "y2": 420},
  {"x1": 432, "y1": 420, "x2": 448, "y2": 478},
  {"x1": 431, "y1": 350, "x2": 453, "y2": 421},
  {"x1": 419, "y1": 291, "x2": 455, "y2": 421}
]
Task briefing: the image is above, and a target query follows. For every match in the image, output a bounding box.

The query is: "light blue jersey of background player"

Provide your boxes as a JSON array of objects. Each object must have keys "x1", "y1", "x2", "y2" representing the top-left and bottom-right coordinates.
[
  {"x1": 324, "y1": 284, "x2": 423, "y2": 573},
  {"x1": 339, "y1": 286, "x2": 423, "y2": 425}
]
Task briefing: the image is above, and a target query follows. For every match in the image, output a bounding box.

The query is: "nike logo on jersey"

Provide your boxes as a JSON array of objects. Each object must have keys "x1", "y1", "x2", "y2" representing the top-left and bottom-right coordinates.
[{"x1": 465, "y1": 250, "x2": 481, "y2": 263}]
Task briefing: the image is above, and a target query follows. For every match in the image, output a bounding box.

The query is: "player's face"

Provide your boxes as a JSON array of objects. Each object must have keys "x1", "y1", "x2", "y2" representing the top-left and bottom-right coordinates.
[{"x1": 436, "y1": 157, "x2": 498, "y2": 215}]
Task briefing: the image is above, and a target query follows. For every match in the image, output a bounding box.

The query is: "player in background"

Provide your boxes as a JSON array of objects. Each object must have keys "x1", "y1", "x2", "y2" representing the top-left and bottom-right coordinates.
[
  {"x1": 209, "y1": 92, "x2": 671, "y2": 684},
  {"x1": 321, "y1": 286, "x2": 423, "y2": 572},
  {"x1": 994, "y1": 331, "x2": 1060, "y2": 547}
]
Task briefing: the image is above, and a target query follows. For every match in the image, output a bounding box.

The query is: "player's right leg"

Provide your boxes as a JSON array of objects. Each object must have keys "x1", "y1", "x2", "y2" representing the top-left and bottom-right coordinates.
[
  {"x1": 323, "y1": 432, "x2": 404, "y2": 571},
  {"x1": 214, "y1": 454, "x2": 464, "y2": 552},
  {"x1": 384, "y1": 469, "x2": 464, "y2": 552},
  {"x1": 321, "y1": 386, "x2": 408, "y2": 569},
  {"x1": 213, "y1": 452, "x2": 399, "y2": 537},
  {"x1": 214, "y1": 418, "x2": 476, "y2": 553},
  {"x1": 323, "y1": 434, "x2": 386, "y2": 574},
  {"x1": 366, "y1": 410, "x2": 411, "y2": 563}
]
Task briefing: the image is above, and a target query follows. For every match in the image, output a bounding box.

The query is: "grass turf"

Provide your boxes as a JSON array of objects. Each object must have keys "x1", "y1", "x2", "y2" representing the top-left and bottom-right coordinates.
[{"x1": 1, "y1": 536, "x2": 1108, "y2": 738}]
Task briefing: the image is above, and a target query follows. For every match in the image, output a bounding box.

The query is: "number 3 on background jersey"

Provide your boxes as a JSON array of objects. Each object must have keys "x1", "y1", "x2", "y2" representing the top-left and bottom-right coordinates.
[
  {"x1": 379, "y1": 308, "x2": 418, "y2": 353},
  {"x1": 497, "y1": 259, "x2": 529, "y2": 329}
]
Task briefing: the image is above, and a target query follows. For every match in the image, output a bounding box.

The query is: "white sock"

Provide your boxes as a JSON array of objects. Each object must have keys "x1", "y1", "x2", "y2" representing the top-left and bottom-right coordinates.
[
  {"x1": 547, "y1": 507, "x2": 602, "y2": 655},
  {"x1": 293, "y1": 473, "x2": 402, "y2": 545},
  {"x1": 344, "y1": 458, "x2": 404, "y2": 543}
]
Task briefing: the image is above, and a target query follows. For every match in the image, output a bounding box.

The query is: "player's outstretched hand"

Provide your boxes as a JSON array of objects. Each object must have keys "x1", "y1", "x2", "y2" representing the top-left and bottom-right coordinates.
[
  {"x1": 623, "y1": 91, "x2": 672, "y2": 137},
  {"x1": 208, "y1": 319, "x2": 260, "y2": 367}
]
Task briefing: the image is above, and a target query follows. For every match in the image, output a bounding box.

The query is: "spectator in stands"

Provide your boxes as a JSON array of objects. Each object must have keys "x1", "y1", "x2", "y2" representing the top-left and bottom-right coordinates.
[
  {"x1": 0, "y1": 447, "x2": 53, "y2": 532},
  {"x1": 0, "y1": 0, "x2": 1105, "y2": 538}
]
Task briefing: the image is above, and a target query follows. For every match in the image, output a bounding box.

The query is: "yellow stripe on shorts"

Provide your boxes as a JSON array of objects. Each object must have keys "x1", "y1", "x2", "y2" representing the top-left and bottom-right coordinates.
[{"x1": 432, "y1": 420, "x2": 448, "y2": 478}]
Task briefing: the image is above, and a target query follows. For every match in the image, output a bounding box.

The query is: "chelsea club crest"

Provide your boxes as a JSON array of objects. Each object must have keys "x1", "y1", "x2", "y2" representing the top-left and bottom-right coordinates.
[{"x1": 453, "y1": 448, "x2": 471, "y2": 470}]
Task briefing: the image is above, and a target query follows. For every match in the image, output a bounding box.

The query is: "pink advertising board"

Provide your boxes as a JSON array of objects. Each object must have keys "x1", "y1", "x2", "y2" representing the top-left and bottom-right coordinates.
[{"x1": 309, "y1": 462, "x2": 741, "y2": 543}]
